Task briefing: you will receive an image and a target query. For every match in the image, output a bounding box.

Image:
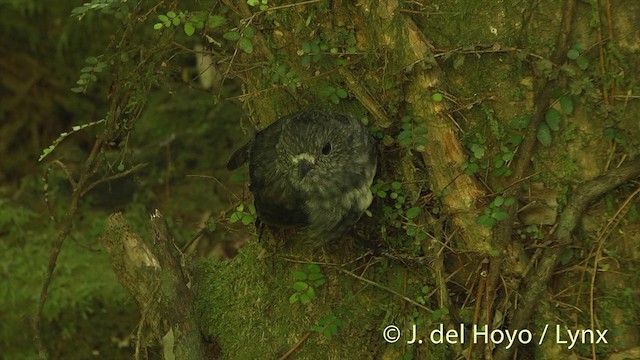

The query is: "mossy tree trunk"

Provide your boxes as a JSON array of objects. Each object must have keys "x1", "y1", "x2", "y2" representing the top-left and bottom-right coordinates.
[{"x1": 193, "y1": 0, "x2": 640, "y2": 359}]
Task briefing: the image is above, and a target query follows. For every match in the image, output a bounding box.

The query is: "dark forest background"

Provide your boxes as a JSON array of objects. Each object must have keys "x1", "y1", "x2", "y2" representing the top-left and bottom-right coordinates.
[{"x1": 1, "y1": 0, "x2": 639, "y2": 359}]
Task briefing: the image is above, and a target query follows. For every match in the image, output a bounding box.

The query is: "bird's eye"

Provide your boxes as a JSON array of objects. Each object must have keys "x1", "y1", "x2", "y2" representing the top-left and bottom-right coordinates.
[{"x1": 321, "y1": 142, "x2": 332, "y2": 155}]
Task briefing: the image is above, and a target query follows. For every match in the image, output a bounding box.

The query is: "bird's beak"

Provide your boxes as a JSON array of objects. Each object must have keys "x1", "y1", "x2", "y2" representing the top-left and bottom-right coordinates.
[{"x1": 298, "y1": 159, "x2": 313, "y2": 179}]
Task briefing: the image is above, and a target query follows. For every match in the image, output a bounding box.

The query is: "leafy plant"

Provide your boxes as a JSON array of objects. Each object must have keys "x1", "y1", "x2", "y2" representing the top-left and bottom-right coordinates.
[
  {"x1": 397, "y1": 115, "x2": 428, "y2": 152},
  {"x1": 538, "y1": 92, "x2": 576, "y2": 147},
  {"x1": 477, "y1": 195, "x2": 515, "y2": 228},
  {"x1": 247, "y1": 0, "x2": 269, "y2": 11},
  {"x1": 289, "y1": 264, "x2": 326, "y2": 304},
  {"x1": 264, "y1": 62, "x2": 300, "y2": 89},
  {"x1": 566, "y1": 44, "x2": 589, "y2": 70},
  {"x1": 71, "y1": 0, "x2": 130, "y2": 20},
  {"x1": 223, "y1": 25, "x2": 256, "y2": 54},
  {"x1": 371, "y1": 180, "x2": 429, "y2": 243},
  {"x1": 154, "y1": 10, "x2": 226, "y2": 36},
  {"x1": 312, "y1": 314, "x2": 341, "y2": 339},
  {"x1": 318, "y1": 86, "x2": 348, "y2": 104},
  {"x1": 301, "y1": 38, "x2": 328, "y2": 65},
  {"x1": 71, "y1": 56, "x2": 107, "y2": 94},
  {"x1": 229, "y1": 203, "x2": 256, "y2": 226},
  {"x1": 39, "y1": 119, "x2": 106, "y2": 162}
]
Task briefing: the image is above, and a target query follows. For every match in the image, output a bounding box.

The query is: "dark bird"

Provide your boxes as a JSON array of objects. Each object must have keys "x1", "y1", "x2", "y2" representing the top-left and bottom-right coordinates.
[{"x1": 227, "y1": 109, "x2": 377, "y2": 244}]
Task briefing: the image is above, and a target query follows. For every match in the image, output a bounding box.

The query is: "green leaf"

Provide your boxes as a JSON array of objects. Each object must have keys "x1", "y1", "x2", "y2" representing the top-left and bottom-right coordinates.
[
  {"x1": 335, "y1": 88, "x2": 348, "y2": 99},
  {"x1": 208, "y1": 15, "x2": 226, "y2": 28},
  {"x1": 510, "y1": 114, "x2": 531, "y2": 130},
  {"x1": 567, "y1": 49, "x2": 579, "y2": 60},
  {"x1": 292, "y1": 271, "x2": 307, "y2": 280},
  {"x1": 289, "y1": 293, "x2": 299, "y2": 303},
  {"x1": 391, "y1": 181, "x2": 402, "y2": 190},
  {"x1": 305, "y1": 264, "x2": 321, "y2": 273},
  {"x1": 471, "y1": 144, "x2": 485, "y2": 159},
  {"x1": 172, "y1": 17, "x2": 180, "y2": 26},
  {"x1": 158, "y1": 14, "x2": 169, "y2": 22},
  {"x1": 241, "y1": 214, "x2": 253, "y2": 225},
  {"x1": 571, "y1": 44, "x2": 586, "y2": 52},
  {"x1": 398, "y1": 137, "x2": 412, "y2": 148},
  {"x1": 330, "y1": 93, "x2": 340, "y2": 104},
  {"x1": 576, "y1": 56, "x2": 589, "y2": 70},
  {"x1": 307, "y1": 273, "x2": 324, "y2": 281},
  {"x1": 465, "y1": 162, "x2": 479, "y2": 175},
  {"x1": 318, "y1": 86, "x2": 335, "y2": 97},
  {"x1": 229, "y1": 212, "x2": 242, "y2": 223},
  {"x1": 413, "y1": 127, "x2": 428, "y2": 135},
  {"x1": 559, "y1": 96, "x2": 573, "y2": 115},
  {"x1": 292, "y1": 282, "x2": 308, "y2": 291},
  {"x1": 493, "y1": 196, "x2": 504, "y2": 207},
  {"x1": 508, "y1": 134, "x2": 523, "y2": 145},
  {"x1": 406, "y1": 207, "x2": 421, "y2": 220},
  {"x1": 223, "y1": 31, "x2": 241, "y2": 41},
  {"x1": 243, "y1": 26, "x2": 255, "y2": 38},
  {"x1": 492, "y1": 210, "x2": 508, "y2": 221},
  {"x1": 302, "y1": 41, "x2": 311, "y2": 54},
  {"x1": 477, "y1": 214, "x2": 495, "y2": 228},
  {"x1": 167, "y1": 11, "x2": 176, "y2": 18},
  {"x1": 239, "y1": 37, "x2": 253, "y2": 53},
  {"x1": 184, "y1": 22, "x2": 195, "y2": 36},
  {"x1": 545, "y1": 108, "x2": 561, "y2": 131},
  {"x1": 432, "y1": 92, "x2": 443, "y2": 102},
  {"x1": 537, "y1": 122, "x2": 552, "y2": 147},
  {"x1": 431, "y1": 307, "x2": 450, "y2": 321}
]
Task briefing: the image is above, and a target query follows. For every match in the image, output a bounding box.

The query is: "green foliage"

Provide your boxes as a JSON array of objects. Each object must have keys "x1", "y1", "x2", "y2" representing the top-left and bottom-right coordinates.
[
  {"x1": 477, "y1": 195, "x2": 515, "y2": 228},
  {"x1": 372, "y1": 180, "x2": 429, "y2": 244},
  {"x1": 301, "y1": 38, "x2": 328, "y2": 65},
  {"x1": 397, "y1": 115, "x2": 428, "y2": 152},
  {"x1": 431, "y1": 307, "x2": 450, "y2": 321},
  {"x1": 153, "y1": 10, "x2": 225, "y2": 36},
  {"x1": 0, "y1": 199, "x2": 38, "y2": 237},
  {"x1": 71, "y1": 56, "x2": 107, "y2": 93},
  {"x1": 289, "y1": 264, "x2": 326, "y2": 304},
  {"x1": 223, "y1": 25, "x2": 256, "y2": 54},
  {"x1": 264, "y1": 62, "x2": 300, "y2": 89},
  {"x1": 463, "y1": 130, "x2": 520, "y2": 178},
  {"x1": 604, "y1": 127, "x2": 626, "y2": 144},
  {"x1": 39, "y1": 119, "x2": 106, "y2": 162},
  {"x1": 229, "y1": 203, "x2": 256, "y2": 226},
  {"x1": 318, "y1": 85, "x2": 348, "y2": 104},
  {"x1": 312, "y1": 314, "x2": 341, "y2": 339},
  {"x1": 247, "y1": 0, "x2": 269, "y2": 11},
  {"x1": 566, "y1": 44, "x2": 589, "y2": 70},
  {"x1": 71, "y1": 0, "x2": 130, "y2": 20},
  {"x1": 0, "y1": 198, "x2": 134, "y2": 358},
  {"x1": 516, "y1": 224, "x2": 544, "y2": 241}
]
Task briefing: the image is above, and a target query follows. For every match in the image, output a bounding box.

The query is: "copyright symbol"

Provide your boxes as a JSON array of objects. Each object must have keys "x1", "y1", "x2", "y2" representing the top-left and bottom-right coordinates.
[{"x1": 382, "y1": 325, "x2": 401, "y2": 343}]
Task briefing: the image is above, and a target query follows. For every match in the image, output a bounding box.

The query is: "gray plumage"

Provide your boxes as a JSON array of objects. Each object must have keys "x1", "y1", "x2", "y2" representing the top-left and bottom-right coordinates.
[{"x1": 228, "y1": 109, "x2": 377, "y2": 244}]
